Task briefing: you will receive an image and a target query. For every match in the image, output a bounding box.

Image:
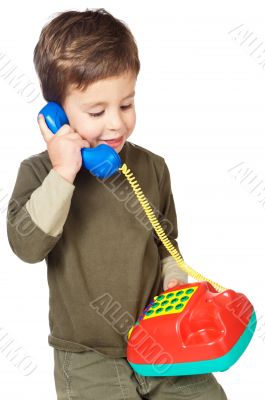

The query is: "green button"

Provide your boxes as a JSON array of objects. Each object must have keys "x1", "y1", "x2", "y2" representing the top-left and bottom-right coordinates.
[
  {"x1": 171, "y1": 298, "x2": 179, "y2": 304},
  {"x1": 175, "y1": 303, "x2": 184, "y2": 310},
  {"x1": 166, "y1": 293, "x2": 174, "y2": 298},
  {"x1": 161, "y1": 300, "x2": 169, "y2": 306},
  {"x1": 165, "y1": 305, "x2": 173, "y2": 312},
  {"x1": 146, "y1": 310, "x2": 154, "y2": 316},
  {"x1": 180, "y1": 296, "x2": 189, "y2": 302},
  {"x1": 151, "y1": 303, "x2": 160, "y2": 308},
  {"x1": 155, "y1": 308, "x2": 163, "y2": 314},
  {"x1": 157, "y1": 295, "x2": 165, "y2": 301},
  {"x1": 176, "y1": 290, "x2": 184, "y2": 296},
  {"x1": 185, "y1": 288, "x2": 194, "y2": 294}
]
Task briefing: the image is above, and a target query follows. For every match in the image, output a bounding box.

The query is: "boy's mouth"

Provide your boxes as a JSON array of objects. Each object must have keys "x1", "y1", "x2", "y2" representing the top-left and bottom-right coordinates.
[{"x1": 100, "y1": 137, "x2": 123, "y2": 148}]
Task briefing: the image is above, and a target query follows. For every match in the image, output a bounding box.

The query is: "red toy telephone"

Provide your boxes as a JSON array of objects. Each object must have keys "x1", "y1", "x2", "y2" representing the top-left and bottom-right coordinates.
[{"x1": 127, "y1": 281, "x2": 256, "y2": 376}]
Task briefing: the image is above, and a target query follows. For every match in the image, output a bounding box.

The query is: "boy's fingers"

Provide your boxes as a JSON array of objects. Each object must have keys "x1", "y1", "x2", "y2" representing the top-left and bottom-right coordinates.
[
  {"x1": 81, "y1": 140, "x2": 90, "y2": 148},
  {"x1": 167, "y1": 279, "x2": 185, "y2": 289},
  {"x1": 167, "y1": 281, "x2": 177, "y2": 288},
  {"x1": 38, "y1": 114, "x2": 83, "y2": 145},
  {"x1": 37, "y1": 114, "x2": 55, "y2": 143}
]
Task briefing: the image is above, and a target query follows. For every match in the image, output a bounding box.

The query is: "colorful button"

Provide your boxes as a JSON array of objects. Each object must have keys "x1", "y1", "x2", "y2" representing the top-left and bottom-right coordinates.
[
  {"x1": 175, "y1": 303, "x2": 184, "y2": 310},
  {"x1": 180, "y1": 296, "x2": 189, "y2": 302},
  {"x1": 146, "y1": 310, "x2": 154, "y2": 316},
  {"x1": 176, "y1": 290, "x2": 184, "y2": 296}
]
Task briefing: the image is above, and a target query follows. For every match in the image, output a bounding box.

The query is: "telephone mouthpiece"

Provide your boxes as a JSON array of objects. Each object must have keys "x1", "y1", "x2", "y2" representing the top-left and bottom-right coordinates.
[{"x1": 81, "y1": 144, "x2": 122, "y2": 179}]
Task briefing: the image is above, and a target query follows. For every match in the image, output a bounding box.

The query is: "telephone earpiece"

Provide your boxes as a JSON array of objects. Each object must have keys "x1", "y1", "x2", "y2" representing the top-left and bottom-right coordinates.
[{"x1": 38, "y1": 102, "x2": 121, "y2": 179}]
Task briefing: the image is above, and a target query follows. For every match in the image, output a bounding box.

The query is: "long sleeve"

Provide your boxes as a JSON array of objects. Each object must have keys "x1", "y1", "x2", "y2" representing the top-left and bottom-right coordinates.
[
  {"x1": 25, "y1": 168, "x2": 75, "y2": 236},
  {"x1": 155, "y1": 160, "x2": 188, "y2": 288},
  {"x1": 6, "y1": 161, "x2": 75, "y2": 263}
]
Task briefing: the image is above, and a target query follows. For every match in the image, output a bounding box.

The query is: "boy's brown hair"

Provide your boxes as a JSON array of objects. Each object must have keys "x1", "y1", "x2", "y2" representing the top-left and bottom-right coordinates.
[{"x1": 33, "y1": 8, "x2": 140, "y2": 105}]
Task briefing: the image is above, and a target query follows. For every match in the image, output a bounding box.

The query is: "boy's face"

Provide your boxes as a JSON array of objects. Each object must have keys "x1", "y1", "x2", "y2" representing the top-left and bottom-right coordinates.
[{"x1": 62, "y1": 71, "x2": 136, "y2": 153}]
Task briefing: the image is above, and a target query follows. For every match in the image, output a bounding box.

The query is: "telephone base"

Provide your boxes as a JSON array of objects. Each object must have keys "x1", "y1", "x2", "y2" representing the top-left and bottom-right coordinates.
[
  {"x1": 128, "y1": 308, "x2": 256, "y2": 376},
  {"x1": 127, "y1": 282, "x2": 257, "y2": 376}
]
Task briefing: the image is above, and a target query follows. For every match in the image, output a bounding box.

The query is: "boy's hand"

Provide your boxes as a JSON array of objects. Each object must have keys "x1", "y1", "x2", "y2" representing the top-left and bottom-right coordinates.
[
  {"x1": 166, "y1": 279, "x2": 186, "y2": 290},
  {"x1": 38, "y1": 114, "x2": 90, "y2": 183}
]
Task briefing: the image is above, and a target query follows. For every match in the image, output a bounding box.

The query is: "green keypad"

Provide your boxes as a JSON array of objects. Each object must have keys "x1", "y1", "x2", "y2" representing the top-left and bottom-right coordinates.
[{"x1": 141, "y1": 285, "x2": 198, "y2": 321}]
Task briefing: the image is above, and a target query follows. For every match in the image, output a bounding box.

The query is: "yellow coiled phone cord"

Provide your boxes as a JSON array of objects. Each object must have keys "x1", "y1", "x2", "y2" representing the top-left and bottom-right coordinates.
[{"x1": 119, "y1": 164, "x2": 227, "y2": 293}]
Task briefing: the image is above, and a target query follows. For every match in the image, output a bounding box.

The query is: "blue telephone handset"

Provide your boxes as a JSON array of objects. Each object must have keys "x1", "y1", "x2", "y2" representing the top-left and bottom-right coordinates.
[{"x1": 37, "y1": 102, "x2": 121, "y2": 179}]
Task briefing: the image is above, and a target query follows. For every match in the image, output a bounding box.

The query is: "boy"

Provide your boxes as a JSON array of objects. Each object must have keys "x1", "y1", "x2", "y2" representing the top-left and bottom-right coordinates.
[{"x1": 6, "y1": 8, "x2": 227, "y2": 399}]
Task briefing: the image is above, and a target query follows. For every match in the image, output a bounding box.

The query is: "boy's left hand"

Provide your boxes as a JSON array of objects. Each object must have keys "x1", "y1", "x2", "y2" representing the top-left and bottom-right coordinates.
[{"x1": 166, "y1": 279, "x2": 186, "y2": 290}]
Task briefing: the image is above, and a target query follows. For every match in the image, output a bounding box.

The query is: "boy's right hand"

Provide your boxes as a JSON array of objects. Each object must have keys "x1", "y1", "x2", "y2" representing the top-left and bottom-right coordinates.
[{"x1": 38, "y1": 114, "x2": 90, "y2": 183}]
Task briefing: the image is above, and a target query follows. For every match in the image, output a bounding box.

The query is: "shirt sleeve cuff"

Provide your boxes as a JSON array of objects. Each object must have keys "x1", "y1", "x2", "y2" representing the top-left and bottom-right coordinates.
[{"x1": 25, "y1": 168, "x2": 75, "y2": 237}]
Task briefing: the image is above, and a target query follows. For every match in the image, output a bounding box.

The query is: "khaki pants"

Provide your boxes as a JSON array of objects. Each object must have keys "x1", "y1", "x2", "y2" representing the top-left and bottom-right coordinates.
[{"x1": 54, "y1": 348, "x2": 228, "y2": 399}]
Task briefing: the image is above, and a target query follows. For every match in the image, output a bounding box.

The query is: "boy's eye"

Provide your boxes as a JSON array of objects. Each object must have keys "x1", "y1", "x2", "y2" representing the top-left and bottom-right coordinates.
[{"x1": 89, "y1": 104, "x2": 133, "y2": 118}]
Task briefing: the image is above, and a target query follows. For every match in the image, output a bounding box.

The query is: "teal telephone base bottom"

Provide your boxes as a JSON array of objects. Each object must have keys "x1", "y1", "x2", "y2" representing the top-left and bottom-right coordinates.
[{"x1": 128, "y1": 309, "x2": 257, "y2": 377}]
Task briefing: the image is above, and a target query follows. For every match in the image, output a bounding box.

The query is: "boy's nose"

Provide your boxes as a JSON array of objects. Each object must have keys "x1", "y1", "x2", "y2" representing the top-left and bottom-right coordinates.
[{"x1": 107, "y1": 111, "x2": 124, "y2": 131}]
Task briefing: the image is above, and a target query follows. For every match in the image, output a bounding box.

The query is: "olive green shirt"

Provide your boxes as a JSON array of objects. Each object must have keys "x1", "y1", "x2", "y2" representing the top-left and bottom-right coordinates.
[{"x1": 6, "y1": 140, "x2": 186, "y2": 358}]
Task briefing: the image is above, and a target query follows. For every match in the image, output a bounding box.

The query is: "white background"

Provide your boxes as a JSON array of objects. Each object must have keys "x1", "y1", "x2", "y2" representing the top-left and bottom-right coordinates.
[{"x1": 1, "y1": 1, "x2": 264, "y2": 398}]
